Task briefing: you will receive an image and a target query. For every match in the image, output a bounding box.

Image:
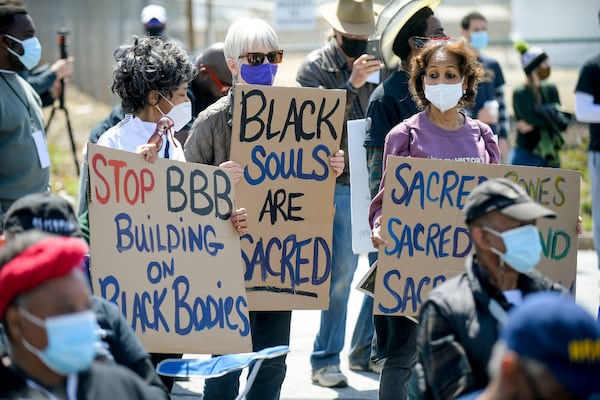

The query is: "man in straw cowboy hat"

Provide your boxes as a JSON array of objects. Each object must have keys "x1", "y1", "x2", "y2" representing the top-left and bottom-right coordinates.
[{"x1": 296, "y1": 0, "x2": 386, "y2": 388}]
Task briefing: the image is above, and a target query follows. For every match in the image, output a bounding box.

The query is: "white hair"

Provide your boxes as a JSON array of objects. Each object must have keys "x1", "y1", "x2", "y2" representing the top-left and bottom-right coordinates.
[{"x1": 223, "y1": 17, "x2": 279, "y2": 70}]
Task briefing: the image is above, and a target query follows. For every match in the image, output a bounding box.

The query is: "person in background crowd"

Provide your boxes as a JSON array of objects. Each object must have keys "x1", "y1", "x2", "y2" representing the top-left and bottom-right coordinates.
[
  {"x1": 361, "y1": 0, "x2": 446, "y2": 398},
  {"x1": 0, "y1": 232, "x2": 169, "y2": 399},
  {"x1": 510, "y1": 41, "x2": 568, "y2": 168},
  {"x1": 140, "y1": 3, "x2": 186, "y2": 52},
  {"x1": 19, "y1": 56, "x2": 74, "y2": 108},
  {"x1": 0, "y1": 0, "x2": 74, "y2": 108},
  {"x1": 0, "y1": 4, "x2": 49, "y2": 225},
  {"x1": 296, "y1": 0, "x2": 385, "y2": 387},
  {"x1": 369, "y1": 38, "x2": 499, "y2": 400},
  {"x1": 0, "y1": 191, "x2": 169, "y2": 394},
  {"x1": 413, "y1": 178, "x2": 565, "y2": 399},
  {"x1": 460, "y1": 11, "x2": 510, "y2": 162},
  {"x1": 574, "y1": 8, "x2": 600, "y2": 269},
  {"x1": 455, "y1": 292, "x2": 600, "y2": 400},
  {"x1": 189, "y1": 42, "x2": 232, "y2": 125},
  {"x1": 77, "y1": 41, "x2": 231, "y2": 217}
]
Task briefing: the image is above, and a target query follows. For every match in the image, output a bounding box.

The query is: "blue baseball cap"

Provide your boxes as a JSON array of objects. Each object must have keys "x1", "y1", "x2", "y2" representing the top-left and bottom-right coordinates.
[{"x1": 501, "y1": 292, "x2": 600, "y2": 399}]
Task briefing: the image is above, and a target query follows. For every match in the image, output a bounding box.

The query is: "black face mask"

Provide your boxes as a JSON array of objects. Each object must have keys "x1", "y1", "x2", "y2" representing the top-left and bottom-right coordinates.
[
  {"x1": 146, "y1": 27, "x2": 164, "y2": 37},
  {"x1": 536, "y1": 66, "x2": 551, "y2": 81},
  {"x1": 340, "y1": 36, "x2": 368, "y2": 58}
]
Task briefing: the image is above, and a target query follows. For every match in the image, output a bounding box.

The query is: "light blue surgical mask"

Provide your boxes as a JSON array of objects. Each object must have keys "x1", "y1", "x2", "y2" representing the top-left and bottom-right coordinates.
[
  {"x1": 19, "y1": 308, "x2": 100, "y2": 375},
  {"x1": 470, "y1": 31, "x2": 489, "y2": 51},
  {"x1": 484, "y1": 225, "x2": 542, "y2": 273},
  {"x1": 240, "y1": 63, "x2": 278, "y2": 86},
  {"x1": 4, "y1": 34, "x2": 42, "y2": 70}
]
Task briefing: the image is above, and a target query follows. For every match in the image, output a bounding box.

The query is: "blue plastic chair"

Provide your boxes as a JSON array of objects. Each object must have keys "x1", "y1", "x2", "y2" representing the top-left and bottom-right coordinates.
[{"x1": 156, "y1": 345, "x2": 290, "y2": 400}]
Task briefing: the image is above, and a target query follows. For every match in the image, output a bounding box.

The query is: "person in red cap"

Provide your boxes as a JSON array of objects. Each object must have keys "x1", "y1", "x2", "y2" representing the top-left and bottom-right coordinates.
[
  {"x1": 0, "y1": 191, "x2": 169, "y2": 394},
  {"x1": 0, "y1": 232, "x2": 169, "y2": 399}
]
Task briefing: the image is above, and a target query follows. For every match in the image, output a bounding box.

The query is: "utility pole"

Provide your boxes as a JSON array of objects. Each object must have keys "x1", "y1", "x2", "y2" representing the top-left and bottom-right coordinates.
[{"x1": 187, "y1": 0, "x2": 195, "y2": 53}]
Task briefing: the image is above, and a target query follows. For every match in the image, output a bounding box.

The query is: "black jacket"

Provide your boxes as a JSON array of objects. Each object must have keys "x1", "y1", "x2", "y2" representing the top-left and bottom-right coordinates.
[{"x1": 0, "y1": 361, "x2": 169, "y2": 399}]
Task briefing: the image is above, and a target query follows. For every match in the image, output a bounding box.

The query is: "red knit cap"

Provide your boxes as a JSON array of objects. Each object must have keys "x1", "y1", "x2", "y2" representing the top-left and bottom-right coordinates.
[{"x1": 0, "y1": 236, "x2": 88, "y2": 317}]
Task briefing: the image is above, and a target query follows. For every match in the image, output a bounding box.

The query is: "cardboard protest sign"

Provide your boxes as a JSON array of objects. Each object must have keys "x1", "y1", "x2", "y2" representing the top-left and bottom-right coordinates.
[
  {"x1": 347, "y1": 119, "x2": 377, "y2": 255},
  {"x1": 375, "y1": 156, "x2": 580, "y2": 317},
  {"x1": 88, "y1": 143, "x2": 252, "y2": 354},
  {"x1": 230, "y1": 84, "x2": 345, "y2": 310}
]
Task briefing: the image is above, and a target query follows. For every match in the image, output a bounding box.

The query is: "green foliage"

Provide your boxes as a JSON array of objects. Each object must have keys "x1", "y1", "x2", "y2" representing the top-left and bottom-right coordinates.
[{"x1": 561, "y1": 137, "x2": 592, "y2": 231}]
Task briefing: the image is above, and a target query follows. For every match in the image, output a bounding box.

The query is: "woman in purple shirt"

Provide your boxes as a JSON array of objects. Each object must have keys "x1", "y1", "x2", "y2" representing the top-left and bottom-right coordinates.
[
  {"x1": 370, "y1": 39, "x2": 500, "y2": 233},
  {"x1": 366, "y1": 38, "x2": 500, "y2": 400}
]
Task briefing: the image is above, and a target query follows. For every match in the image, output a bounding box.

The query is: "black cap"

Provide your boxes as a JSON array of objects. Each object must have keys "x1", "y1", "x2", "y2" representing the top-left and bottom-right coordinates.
[
  {"x1": 463, "y1": 178, "x2": 556, "y2": 224},
  {"x1": 3, "y1": 192, "x2": 82, "y2": 238}
]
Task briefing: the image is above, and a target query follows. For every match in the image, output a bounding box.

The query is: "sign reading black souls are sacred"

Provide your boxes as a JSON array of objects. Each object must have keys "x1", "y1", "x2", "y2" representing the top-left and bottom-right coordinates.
[{"x1": 230, "y1": 84, "x2": 346, "y2": 311}]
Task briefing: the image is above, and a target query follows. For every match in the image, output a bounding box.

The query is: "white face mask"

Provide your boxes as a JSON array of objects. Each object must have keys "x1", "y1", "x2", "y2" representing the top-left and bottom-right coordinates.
[
  {"x1": 424, "y1": 78, "x2": 464, "y2": 113},
  {"x1": 157, "y1": 93, "x2": 192, "y2": 132}
]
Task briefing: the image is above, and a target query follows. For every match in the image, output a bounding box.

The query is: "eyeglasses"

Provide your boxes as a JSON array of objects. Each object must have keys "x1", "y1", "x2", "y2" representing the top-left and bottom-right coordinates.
[
  {"x1": 239, "y1": 50, "x2": 284, "y2": 66},
  {"x1": 200, "y1": 64, "x2": 232, "y2": 95},
  {"x1": 147, "y1": 116, "x2": 174, "y2": 151}
]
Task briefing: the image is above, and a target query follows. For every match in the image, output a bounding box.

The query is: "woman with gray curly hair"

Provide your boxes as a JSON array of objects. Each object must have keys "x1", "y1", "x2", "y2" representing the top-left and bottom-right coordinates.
[{"x1": 97, "y1": 35, "x2": 193, "y2": 162}]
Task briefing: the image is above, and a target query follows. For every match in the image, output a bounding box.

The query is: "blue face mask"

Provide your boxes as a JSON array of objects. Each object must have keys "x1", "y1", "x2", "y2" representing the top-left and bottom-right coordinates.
[
  {"x1": 240, "y1": 63, "x2": 278, "y2": 86},
  {"x1": 20, "y1": 308, "x2": 100, "y2": 375},
  {"x1": 484, "y1": 225, "x2": 542, "y2": 273},
  {"x1": 469, "y1": 31, "x2": 489, "y2": 51},
  {"x1": 4, "y1": 34, "x2": 42, "y2": 70}
]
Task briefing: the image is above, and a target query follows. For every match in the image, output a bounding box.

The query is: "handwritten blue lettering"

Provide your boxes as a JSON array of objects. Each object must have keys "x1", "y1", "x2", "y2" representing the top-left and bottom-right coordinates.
[
  {"x1": 245, "y1": 144, "x2": 330, "y2": 185},
  {"x1": 385, "y1": 218, "x2": 472, "y2": 259},
  {"x1": 378, "y1": 269, "x2": 446, "y2": 314},
  {"x1": 241, "y1": 234, "x2": 331, "y2": 295}
]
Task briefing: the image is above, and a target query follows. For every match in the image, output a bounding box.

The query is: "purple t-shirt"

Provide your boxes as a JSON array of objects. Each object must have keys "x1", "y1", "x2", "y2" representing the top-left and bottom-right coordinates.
[{"x1": 369, "y1": 111, "x2": 500, "y2": 226}]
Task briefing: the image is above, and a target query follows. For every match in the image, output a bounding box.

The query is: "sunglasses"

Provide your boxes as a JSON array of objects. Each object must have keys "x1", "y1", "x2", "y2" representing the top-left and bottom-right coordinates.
[
  {"x1": 239, "y1": 50, "x2": 284, "y2": 66},
  {"x1": 147, "y1": 116, "x2": 174, "y2": 151},
  {"x1": 200, "y1": 64, "x2": 232, "y2": 95}
]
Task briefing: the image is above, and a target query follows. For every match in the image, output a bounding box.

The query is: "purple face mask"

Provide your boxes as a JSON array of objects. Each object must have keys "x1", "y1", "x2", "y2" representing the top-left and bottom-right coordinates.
[{"x1": 240, "y1": 63, "x2": 278, "y2": 86}]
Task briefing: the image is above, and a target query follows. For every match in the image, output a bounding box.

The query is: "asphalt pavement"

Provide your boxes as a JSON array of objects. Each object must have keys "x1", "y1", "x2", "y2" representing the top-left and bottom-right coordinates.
[{"x1": 170, "y1": 249, "x2": 599, "y2": 400}]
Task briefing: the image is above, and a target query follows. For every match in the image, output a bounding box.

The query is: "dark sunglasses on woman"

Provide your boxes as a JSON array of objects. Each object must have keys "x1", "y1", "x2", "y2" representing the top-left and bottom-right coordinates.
[{"x1": 239, "y1": 50, "x2": 284, "y2": 66}]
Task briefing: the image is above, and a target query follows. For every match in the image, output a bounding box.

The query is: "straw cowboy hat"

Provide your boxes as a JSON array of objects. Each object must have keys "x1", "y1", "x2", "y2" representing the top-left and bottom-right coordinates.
[
  {"x1": 378, "y1": 0, "x2": 441, "y2": 68},
  {"x1": 319, "y1": 0, "x2": 384, "y2": 36}
]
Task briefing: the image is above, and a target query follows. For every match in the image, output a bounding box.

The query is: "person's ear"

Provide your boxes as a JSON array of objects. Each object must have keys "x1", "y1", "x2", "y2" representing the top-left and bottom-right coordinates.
[
  {"x1": 226, "y1": 58, "x2": 239, "y2": 77},
  {"x1": 471, "y1": 225, "x2": 491, "y2": 250},
  {"x1": 499, "y1": 352, "x2": 522, "y2": 397},
  {"x1": 148, "y1": 90, "x2": 160, "y2": 106},
  {"x1": 4, "y1": 305, "x2": 22, "y2": 341}
]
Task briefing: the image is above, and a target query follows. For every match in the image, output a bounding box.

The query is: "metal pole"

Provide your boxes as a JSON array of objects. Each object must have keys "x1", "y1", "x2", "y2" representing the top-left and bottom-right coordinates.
[
  {"x1": 187, "y1": 0, "x2": 195, "y2": 54},
  {"x1": 206, "y1": 0, "x2": 213, "y2": 48}
]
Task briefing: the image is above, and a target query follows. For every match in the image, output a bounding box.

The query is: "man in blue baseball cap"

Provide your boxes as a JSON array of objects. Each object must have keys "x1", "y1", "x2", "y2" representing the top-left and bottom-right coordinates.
[{"x1": 457, "y1": 291, "x2": 600, "y2": 400}]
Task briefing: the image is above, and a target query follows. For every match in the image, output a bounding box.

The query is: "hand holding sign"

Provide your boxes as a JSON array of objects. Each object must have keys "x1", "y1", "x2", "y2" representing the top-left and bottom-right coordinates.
[
  {"x1": 330, "y1": 149, "x2": 345, "y2": 177},
  {"x1": 219, "y1": 160, "x2": 244, "y2": 184}
]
